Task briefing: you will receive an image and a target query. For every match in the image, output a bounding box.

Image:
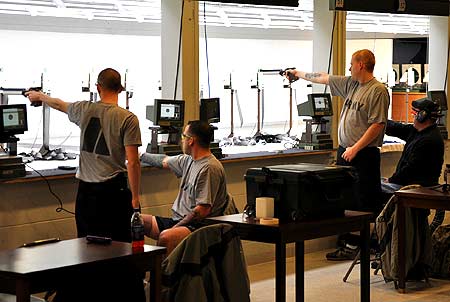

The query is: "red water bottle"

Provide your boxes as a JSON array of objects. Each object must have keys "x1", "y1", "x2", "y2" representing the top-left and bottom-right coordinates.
[{"x1": 131, "y1": 208, "x2": 144, "y2": 252}]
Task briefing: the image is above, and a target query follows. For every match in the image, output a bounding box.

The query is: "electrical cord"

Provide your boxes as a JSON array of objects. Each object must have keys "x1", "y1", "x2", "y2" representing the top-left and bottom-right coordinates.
[
  {"x1": 324, "y1": 11, "x2": 337, "y2": 94},
  {"x1": 445, "y1": 37, "x2": 449, "y2": 91},
  {"x1": 250, "y1": 122, "x2": 256, "y2": 135},
  {"x1": 25, "y1": 163, "x2": 75, "y2": 215},
  {"x1": 30, "y1": 110, "x2": 43, "y2": 151},
  {"x1": 203, "y1": 2, "x2": 211, "y2": 98},
  {"x1": 54, "y1": 131, "x2": 73, "y2": 150},
  {"x1": 173, "y1": 0, "x2": 185, "y2": 100}
]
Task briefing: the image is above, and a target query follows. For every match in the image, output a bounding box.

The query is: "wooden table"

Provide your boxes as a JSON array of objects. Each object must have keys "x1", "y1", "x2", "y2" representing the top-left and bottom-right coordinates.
[
  {"x1": 395, "y1": 187, "x2": 450, "y2": 292},
  {"x1": 206, "y1": 211, "x2": 372, "y2": 302},
  {"x1": 0, "y1": 238, "x2": 166, "y2": 302}
]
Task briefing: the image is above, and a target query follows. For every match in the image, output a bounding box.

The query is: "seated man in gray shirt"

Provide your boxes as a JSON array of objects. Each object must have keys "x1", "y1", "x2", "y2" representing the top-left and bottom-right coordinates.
[{"x1": 141, "y1": 120, "x2": 232, "y2": 254}]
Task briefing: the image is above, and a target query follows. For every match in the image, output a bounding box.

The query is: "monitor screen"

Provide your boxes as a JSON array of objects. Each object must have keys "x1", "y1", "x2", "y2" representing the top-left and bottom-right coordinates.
[
  {"x1": 314, "y1": 96, "x2": 327, "y2": 109},
  {"x1": 393, "y1": 38, "x2": 428, "y2": 64},
  {"x1": 200, "y1": 98, "x2": 220, "y2": 124},
  {"x1": 311, "y1": 94, "x2": 332, "y2": 116},
  {"x1": 0, "y1": 104, "x2": 28, "y2": 137},
  {"x1": 160, "y1": 104, "x2": 180, "y2": 119},
  {"x1": 154, "y1": 99, "x2": 185, "y2": 127},
  {"x1": 427, "y1": 90, "x2": 448, "y2": 111},
  {"x1": 297, "y1": 93, "x2": 333, "y2": 117}
]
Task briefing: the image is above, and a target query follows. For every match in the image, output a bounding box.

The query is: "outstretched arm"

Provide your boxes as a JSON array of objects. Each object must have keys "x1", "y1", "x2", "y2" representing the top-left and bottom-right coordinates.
[
  {"x1": 285, "y1": 69, "x2": 330, "y2": 85},
  {"x1": 140, "y1": 153, "x2": 169, "y2": 169},
  {"x1": 25, "y1": 90, "x2": 70, "y2": 113}
]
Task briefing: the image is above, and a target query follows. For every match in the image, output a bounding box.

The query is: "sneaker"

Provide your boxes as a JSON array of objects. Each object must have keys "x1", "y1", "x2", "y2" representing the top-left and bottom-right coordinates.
[{"x1": 326, "y1": 246, "x2": 358, "y2": 261}]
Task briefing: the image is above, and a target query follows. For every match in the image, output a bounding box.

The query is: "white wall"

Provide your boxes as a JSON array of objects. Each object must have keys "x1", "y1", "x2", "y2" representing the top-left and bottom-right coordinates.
[{"x1": 346, "y1": 39, "x2": 394, "y2": 83}]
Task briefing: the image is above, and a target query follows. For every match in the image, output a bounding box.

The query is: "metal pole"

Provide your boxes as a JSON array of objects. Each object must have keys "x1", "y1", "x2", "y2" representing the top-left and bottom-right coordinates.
[
  {"x1": 229, "y1": 89, "x2": 234, "y2": 138},
  {"x1": 40, "y1": 103, "x2": 50, "y2": 155},
  {"x1": 287, "y1": 84, "x2": 293, "y2": 136},
  {"x1": 405, "y1": 86, "x2": 409, "y2": 123},
  {"x1": 256, "y1": 87, "x2": 261, "y2": 135}
]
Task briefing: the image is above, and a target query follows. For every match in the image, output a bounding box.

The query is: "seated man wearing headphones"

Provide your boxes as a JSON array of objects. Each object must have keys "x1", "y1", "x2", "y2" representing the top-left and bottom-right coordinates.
[
  {"x1": 382, "y1": 97, "x2": 444, "y2": 194},
  {"x1": 382, "y1": 97, "x2": 446, "y2": 234}
]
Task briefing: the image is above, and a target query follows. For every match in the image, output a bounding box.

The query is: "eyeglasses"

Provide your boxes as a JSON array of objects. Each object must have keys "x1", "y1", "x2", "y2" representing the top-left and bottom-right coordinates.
[{"x1": 181, "y1": 133, "x2": 193, "y2": 140}]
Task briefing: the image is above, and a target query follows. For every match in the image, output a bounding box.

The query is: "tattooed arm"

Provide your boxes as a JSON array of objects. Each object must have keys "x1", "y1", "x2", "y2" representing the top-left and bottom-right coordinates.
[
  {"x1": 285, "y1": 69, "x2": 330, "y2": 85},
  {"x1": 173, "y1": 204, "x2": 212, "y2": 228}
]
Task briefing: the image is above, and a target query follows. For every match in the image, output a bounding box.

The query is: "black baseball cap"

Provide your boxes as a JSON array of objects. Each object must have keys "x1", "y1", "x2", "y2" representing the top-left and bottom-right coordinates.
[{"x1": 412, "y1": 98, "x2": 440, "y2": 114}]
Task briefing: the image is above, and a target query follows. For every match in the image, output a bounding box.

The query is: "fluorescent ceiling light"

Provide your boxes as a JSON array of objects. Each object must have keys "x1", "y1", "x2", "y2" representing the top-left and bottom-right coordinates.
[{"x1": 0, "y1": 0, "x2": 429, "y2": 35}]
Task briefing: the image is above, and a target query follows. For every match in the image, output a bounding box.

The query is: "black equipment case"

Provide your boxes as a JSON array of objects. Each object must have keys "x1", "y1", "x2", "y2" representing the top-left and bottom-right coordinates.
[{"x1": 244, "y1": 163, "x2": 359, "y2": 222}]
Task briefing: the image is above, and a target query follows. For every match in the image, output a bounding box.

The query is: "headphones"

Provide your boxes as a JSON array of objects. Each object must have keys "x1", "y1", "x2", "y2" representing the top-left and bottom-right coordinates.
[
  {"x1": 415, "y1": 109, "x2": 429, "y2": 123},
  {"x1": 415, "y1": 108, "x2": 440, "y2": 123}
]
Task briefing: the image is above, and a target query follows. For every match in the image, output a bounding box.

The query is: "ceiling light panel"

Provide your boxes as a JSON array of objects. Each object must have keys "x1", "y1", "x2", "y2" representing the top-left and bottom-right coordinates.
[{"x1": 0, "y1": 0, "x2": 429, "y2": 34}]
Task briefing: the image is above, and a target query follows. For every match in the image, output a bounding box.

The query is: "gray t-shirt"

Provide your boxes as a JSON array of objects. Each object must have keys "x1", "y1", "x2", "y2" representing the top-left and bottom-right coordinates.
[
  {"x1": 329, "y1": 76, "x2": 389, "y2": 148},
  {"x1": 167, "y1": 154, "x2": 228, "y2": 220},
  {"x1": 67, "y1": 101, "x2": 142, "y2": 182}
]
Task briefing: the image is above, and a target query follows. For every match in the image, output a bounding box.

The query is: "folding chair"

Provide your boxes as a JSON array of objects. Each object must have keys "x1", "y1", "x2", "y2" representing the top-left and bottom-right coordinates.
[
  {"x1": 342, "y1": 237, "x2": 381, "y2": 282},
  {"x1": 343, "y1": 206, "x2": 445, "y2": 284}
]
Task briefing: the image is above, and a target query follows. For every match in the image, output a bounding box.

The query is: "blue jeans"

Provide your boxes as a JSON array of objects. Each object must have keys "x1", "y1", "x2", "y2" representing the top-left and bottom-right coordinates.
[{"x1": 380, "y1": 179, "x2": 402, "y2": 194}]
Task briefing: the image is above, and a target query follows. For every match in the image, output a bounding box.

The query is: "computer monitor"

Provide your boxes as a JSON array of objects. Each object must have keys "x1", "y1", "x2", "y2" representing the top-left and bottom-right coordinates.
[
  {"x1": 393, "y1": 38, "x2": 428, "y2": 64},
  {"x1": 153, "y1": 99, "x2": 185, "y2": 127},
  {"x1": 200, "y1": 98, "x2": 220, "y2": 124},
  {"x1": 297, "y1": 93, "x2": 333, "y2": 117},
  {"x1": 0, "y1": 104, "x2": 28, "y2": 138},
  {"x1": 427, "y1": 90, "x2": 448, "y2": 111}
]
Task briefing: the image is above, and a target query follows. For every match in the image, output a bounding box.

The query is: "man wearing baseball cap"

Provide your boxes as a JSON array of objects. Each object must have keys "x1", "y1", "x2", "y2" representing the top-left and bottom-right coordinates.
[
  {"x1": 383, "y1": 97, "x2": 444, "y2": 191},
  {"x1": 374, "y1": 98, "x2": 445, "y2": 279}
]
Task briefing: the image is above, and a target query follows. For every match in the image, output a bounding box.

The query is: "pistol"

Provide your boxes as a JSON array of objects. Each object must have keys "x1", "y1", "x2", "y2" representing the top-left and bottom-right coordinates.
[
  {"x1": 279, "y1": 68, "x2": 299, "y2": 83},
  {"x1": 22, "y1": 87, "x2": 43, "y2": 107}
]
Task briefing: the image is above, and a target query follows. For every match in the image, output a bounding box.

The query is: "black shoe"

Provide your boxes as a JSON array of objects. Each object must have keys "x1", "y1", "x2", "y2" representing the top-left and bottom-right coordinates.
[
  {"x1": 337, "y1": 233, "x2": 361, "y2": 248},
  {"x1": 326, "y1": 246, "x2": 358, "y2": 261},
  {"x1": 370, "y1": 239, "x2": 380, "y2": 253}
]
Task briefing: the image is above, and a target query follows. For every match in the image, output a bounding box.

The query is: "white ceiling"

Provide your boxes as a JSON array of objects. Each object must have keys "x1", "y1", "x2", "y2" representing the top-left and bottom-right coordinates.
[{"x1": 0, "y1": 0, "x2": 430, "y2": 35}]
